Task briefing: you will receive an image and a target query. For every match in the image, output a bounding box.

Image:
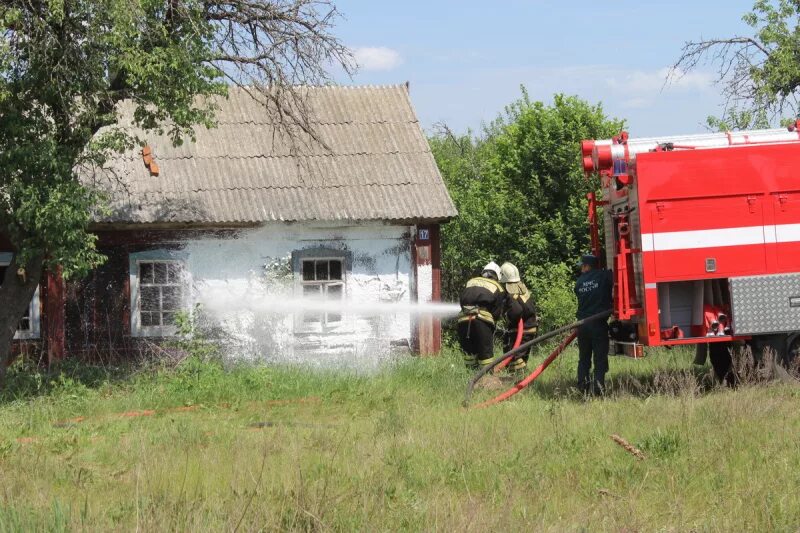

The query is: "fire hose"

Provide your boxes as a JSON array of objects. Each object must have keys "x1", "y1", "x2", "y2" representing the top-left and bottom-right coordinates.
[
  {"x1": 494, "y1": 319, "x2": 524, "y2": 373},
  {"x1": 463, "y1": 310, "x2": 612, "y2": 408}
]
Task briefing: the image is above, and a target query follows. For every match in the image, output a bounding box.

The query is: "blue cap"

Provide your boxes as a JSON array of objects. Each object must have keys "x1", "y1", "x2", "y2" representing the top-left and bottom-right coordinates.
[{"x1": 579, "y1": 254, "x2": 598, "y2": 268}]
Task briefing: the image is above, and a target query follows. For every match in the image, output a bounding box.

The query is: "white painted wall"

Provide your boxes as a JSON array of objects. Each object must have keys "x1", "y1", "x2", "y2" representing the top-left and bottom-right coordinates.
[{"x1": 131, "y1": 222, "x2": 425, "y2": 369}]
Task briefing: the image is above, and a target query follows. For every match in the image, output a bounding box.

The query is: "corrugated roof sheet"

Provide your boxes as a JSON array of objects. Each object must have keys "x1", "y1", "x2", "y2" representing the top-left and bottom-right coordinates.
[{"x1": 87, "y1": 85, "x2": 457, "y2": 224}]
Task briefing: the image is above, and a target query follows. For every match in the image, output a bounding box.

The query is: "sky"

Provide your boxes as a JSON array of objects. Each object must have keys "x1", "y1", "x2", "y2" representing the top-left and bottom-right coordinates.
[{"x1": 333, "y1": 0, "x2": 756, "y2": 137}]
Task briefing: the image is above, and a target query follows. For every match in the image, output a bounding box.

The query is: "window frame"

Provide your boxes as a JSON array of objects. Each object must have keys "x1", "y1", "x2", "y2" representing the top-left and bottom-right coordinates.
[
  {"x1": 0, "y1": 252, "x2": 41, "y2": 340},
  {"x1": 291, "y1": 249, "x2": 350, "y2": 334},
  {"x1": 299, "y1": 257, "x2": 345, "y2": 328},
  {"x1": 129, "y1": 251, "x2": 190, "y2": 337}
]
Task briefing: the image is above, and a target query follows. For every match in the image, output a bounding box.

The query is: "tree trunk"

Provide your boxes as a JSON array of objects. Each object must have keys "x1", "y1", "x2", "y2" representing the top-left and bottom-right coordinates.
[{"x1": 0, "y1": 253, "x2": 44, "y2": 385}]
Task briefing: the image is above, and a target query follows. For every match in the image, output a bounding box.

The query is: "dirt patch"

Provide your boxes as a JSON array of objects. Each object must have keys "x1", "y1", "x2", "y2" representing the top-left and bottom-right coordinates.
[
  {"x1": 263, "y1": 396, "x2": 321, "y2": 407},
  {"x1": 48, "y1": 397, "x2": 321, "y2": 430},
  {"x1": 120, "y1": 410, "x2": 156, "y2": 418},
  {"x1": 474, "y1": 375, "x2": 505, "y2": 391},
  {"x1": 169, "y1": 406, "x2": 200, "y2": 413},
  {"x1": 246, "y1": 420, "x2": 334, "y2": 430}
]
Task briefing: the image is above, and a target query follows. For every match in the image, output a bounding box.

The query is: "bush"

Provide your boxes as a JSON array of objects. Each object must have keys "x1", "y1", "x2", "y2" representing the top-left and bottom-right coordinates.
[
  {"x1": 526, "y1": 262, "x2": 577, "y2": 331},
  {"x1": 432, "y1": 89, "x2": 623, "y2": 330}
]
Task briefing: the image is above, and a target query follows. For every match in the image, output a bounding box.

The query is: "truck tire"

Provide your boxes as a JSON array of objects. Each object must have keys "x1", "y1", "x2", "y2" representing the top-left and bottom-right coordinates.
[
  {"x1": 709, "y1": 342, "x2": 735, "y2": 386},
  {"x1": 750, "y1": 335, "x2": 784, "y2": 362},
  {"x1": 693, "y1": 343, "x2": 708, "y2": 365},
  {"x1": 785, "y1": 334, "x2": 800, "y2": 370}
]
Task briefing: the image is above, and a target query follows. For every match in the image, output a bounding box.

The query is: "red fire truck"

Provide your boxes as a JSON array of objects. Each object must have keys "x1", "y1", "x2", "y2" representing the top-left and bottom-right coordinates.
[{"x1": 581, "y1": 125, "x2": 800, "y2": 364}]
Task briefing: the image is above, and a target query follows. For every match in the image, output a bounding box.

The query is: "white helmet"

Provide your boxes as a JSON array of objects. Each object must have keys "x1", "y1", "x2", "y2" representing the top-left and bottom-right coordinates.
[
  {"x1": 482, "y1": 261, "x2": 501, "y2": 278},
  {"x1": 499, "y1": 262, "x2": 521, "y2": 283}
]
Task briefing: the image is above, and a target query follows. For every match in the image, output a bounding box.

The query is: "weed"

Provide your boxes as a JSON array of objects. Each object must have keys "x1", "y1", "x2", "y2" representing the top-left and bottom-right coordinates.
[
  {"x1": 0, "y1": 349, "x2": 799, "y2": 530},
  {"x1": 638, "y1": 428, "x2": 682, "y2": 459}
]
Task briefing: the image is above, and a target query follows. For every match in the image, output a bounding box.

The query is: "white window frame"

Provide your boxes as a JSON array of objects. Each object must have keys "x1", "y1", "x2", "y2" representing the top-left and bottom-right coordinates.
[
  {"x1": 0, "y1": 252, "x2": 41, "y2": 340},
  {"x1": 129, "y1": 251, "x2": 190, "y2": 337},
  {"x1": 296, "y1": 256, "x2": 346, "y2": 333}
]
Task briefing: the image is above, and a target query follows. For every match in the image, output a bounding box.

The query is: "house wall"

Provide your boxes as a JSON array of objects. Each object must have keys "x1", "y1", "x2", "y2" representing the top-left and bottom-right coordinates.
[
  {"x1": 180, "y1": 223, "x2": 417, "y2": 368},
  {"x1": 65, "y1": 222, "x2": 438, "y2": 368}
]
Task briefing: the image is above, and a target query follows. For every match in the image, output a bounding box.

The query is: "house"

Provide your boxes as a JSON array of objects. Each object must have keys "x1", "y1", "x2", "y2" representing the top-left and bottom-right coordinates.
[{"x1": 8, "y1": 85, "x2": 457, "y2": 365}]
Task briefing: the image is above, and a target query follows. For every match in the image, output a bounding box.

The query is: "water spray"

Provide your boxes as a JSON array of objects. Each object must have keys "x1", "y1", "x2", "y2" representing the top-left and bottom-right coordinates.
[{"x1": 197, "y1": 287, "x2": 462, "y2": 318}]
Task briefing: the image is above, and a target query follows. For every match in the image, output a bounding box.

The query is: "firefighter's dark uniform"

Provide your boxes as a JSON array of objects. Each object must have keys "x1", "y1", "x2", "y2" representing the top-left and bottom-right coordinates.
[
  {"x1": 575, "y1": 266, "x2": 613, "y2": 394},
  {"x1": 502, "y1": 286, "x2": 538, "y2": 373},
  {"x1": 457, "y1": 277, "x2": 506, "y2": 369}
]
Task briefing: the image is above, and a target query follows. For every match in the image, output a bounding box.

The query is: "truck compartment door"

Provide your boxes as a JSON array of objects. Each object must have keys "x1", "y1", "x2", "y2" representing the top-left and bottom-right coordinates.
[
  {"x1": 730, "y1": 273, "x2": 800, "y2": 335},
  {"x1": 772, "y1": 192, "x2": 800, "y2": 271},
  {"x1": 648, "y1": 195, "x2": 767, "y2": 279}
]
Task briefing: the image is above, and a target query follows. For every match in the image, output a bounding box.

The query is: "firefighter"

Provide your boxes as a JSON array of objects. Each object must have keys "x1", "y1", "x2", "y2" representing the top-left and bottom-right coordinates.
[
  {"x1": 575, "y1": 254, "x2": 613, "y2": 395},
  {"x1": 457, "y1": 262, "x2": 506, "y2": 369},
  {"x1": 499, "y1": 262, "x2": 538, "y2": 375}
]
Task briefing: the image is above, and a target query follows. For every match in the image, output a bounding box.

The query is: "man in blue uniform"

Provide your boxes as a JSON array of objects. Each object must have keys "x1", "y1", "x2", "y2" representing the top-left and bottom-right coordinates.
[{"x1": 574, "y1": 254, "x2": 613, "y2": 395}]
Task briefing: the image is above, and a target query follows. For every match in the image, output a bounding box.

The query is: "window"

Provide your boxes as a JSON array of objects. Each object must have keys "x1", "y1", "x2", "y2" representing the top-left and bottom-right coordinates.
[
  {"x1": 0, "y1": 254, "x2": 41, "y2": 340},
  {"x1": 130, "y1": 253, "x2": 188, "y2": 337},
  {"x1": 139, "y1": 261, "x2": 184, "y2": 328},
  {"x1": 300, "y1": 258, "x2": 344, "y2": 327}
]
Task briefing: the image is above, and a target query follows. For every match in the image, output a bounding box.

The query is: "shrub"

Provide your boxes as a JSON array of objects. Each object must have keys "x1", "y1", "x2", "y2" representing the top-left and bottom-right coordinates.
[{"x1": 432, "y1": 90, "x2": 623, "y2": 331}]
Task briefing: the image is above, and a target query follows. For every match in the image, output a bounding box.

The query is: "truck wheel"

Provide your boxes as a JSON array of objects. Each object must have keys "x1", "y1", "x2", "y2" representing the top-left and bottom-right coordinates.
[
  {"x1": 784, "y1": 334, "x2": 800, "y2": 370},
  {"x1": 750, "y1": 334, "x2": 788, "y2": 363},
  {"x1": 693, "y1": 343, "x2": 708, "y2": 365},
  {"x1": 709, "y1": 342, "x2": 735, "y2": 386}
]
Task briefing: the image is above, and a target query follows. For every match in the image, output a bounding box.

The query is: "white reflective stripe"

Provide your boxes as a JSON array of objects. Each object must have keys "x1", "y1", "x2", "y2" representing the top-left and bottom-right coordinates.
[
  {"x1": 763, "y1": 225, "x2": 777, "y2": 244},
  {"x1": 640, "y1": 224, "x2": 800, "y2": 252},
  {"x1": 645, "y1": 283, "x2": 657, "y2": 290},
  {"x1": 658, "y1": 225, "x2": 764, "y2": 250},
  {"x1": 641, "y1": 234, "x2": 654, "y2": 252},
  {"x1": 775, "y1": 223, "x2": 800, "y2": 243}
]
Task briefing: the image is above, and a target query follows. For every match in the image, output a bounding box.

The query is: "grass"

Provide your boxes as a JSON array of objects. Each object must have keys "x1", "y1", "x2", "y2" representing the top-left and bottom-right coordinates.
[{"x1": 1, "y1": 345, "x2": 800, "y2": 532}]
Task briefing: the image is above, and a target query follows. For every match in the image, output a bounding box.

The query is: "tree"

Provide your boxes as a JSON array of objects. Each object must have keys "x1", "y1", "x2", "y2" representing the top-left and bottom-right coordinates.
[
  {"x1": 671, "y1": 0, "x2": 800, "y2": 129},
  {"x1": 0, "y1": 0, "x2": 353, "y2": 379},
  {"x1": 431, "y1": 91, "x2": 623, "y2": 331}
]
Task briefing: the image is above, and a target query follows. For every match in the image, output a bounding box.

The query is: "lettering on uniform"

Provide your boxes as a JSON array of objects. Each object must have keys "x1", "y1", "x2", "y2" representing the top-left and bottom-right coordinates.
[{"x1": 578, "y1": 280, "x2": 599, "y2": 294}]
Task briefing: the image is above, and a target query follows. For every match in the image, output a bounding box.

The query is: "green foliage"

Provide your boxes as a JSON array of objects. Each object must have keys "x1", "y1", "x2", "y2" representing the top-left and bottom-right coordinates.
[
  {"x1": 432, "y1": 90, "x2": 624, "y2": 329},
  {"x1": 172, "y1": 308, "x2": 221, "y2": 363},
  {"x1": 0, "y1": 0, "x2": 351, "y2": 363},
  {"x1": 0, "y1": 2, "x2": 351, "y2": 272},
  {"x1": 677, "y1": 0, "x2": 800, "y2": 129},
  {"x1": 638, "y1": 428, "x2": 682, "y2": 459},
  {"x1": 0, "y1": 0, "x2": 227, "y2": 276}
]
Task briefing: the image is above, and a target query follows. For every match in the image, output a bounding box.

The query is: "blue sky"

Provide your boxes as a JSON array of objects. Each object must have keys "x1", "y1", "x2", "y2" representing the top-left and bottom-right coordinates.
[{"x1": 334, "y1": 0, "x2": 755, "y2": 137}]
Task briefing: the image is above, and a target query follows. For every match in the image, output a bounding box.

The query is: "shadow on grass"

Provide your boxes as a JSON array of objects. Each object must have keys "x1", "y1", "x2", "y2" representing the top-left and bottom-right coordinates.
[
  {"x1": 0, "y1": 354, "x2": 163, "y2": 405},
  {"x1": 510, "y1": 346, "x2": 800, "y2": 402},
  {"x1": 523, "y1": 366, "x2": 717, "y2": 402}
]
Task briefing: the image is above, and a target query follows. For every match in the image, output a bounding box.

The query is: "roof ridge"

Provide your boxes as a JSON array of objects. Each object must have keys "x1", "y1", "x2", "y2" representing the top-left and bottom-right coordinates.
[
  {"x1": 212, "y1": 120, "x2": 419, "y2": 125},
  {"x1": 180, "y1": 182, "x2": 420, "y2": 192},
  {"x1": 226, "y1": 83, "x2": 409, "y2": 91},
  {"x1": 111, "y1": 150, "x2": 434, "y2": 162},
  {"x1": 115, "y1": 120, "x2": 420, "y2": 128}
]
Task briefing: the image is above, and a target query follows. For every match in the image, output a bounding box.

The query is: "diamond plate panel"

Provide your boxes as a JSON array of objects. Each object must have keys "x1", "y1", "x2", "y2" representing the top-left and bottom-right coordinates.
[{"x1": 730, "y1": 274, "x2": 800, "y2": 334}]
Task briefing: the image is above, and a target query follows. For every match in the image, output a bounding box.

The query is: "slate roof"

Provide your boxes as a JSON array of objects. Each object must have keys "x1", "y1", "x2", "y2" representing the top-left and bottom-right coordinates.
[{"x1": 88, "y1": 85, "x2": 457, "y2": 225}]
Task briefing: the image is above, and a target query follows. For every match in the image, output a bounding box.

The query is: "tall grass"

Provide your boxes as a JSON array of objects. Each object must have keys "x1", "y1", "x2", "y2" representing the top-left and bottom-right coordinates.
[{"x1": 1, "y1": 347, "x2": 800, "y2": 531}]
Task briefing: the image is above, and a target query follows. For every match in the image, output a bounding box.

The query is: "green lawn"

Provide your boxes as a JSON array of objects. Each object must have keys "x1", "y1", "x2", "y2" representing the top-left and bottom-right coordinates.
[{"x1": 1, "y1": 346, "x2": 799, "y2": 532}]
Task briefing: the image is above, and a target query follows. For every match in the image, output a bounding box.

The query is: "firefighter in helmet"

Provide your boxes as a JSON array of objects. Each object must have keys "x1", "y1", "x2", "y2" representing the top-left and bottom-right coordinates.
[
  {"x1": 499, "y1": 262, "x2": 538, "y2": 375},
  {"x1": 575, "y1": 254, "x2": 613, "y2": 395},
  {"x1": 457, "y1": 262, "x2": 506, "y2": 369}
]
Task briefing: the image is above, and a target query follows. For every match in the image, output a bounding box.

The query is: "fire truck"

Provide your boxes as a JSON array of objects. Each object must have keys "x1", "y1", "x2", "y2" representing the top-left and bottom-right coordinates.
[{"x1": 581, "y1": 125, "x2": 800, "y2": 366}]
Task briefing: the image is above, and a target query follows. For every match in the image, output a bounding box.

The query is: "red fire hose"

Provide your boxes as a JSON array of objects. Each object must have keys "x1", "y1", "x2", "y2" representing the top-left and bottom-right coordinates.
[
  {"x1": 494, "y1": 319, "x2": 524, "y2": 373},
  {"x1": 473, "y1": 331, "x2": 576, "y2": 409},
  {"x1": 463, "y1": 310, "x2": 611, "y2": 408}
]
